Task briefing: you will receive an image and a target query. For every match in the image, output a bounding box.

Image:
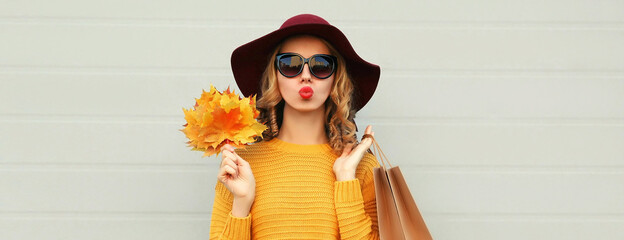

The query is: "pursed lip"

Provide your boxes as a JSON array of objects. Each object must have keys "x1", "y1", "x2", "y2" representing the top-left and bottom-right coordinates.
[{"x1": 299, "y1": 86, "x2": 314, "y2": 99}]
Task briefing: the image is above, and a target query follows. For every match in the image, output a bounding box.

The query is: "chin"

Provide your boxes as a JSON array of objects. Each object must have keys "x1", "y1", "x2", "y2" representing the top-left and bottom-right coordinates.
[
  {"x1": 293, "y1": 105, "x2": 323, "y2": 112},
  {"x1": 287, "y1": 100, "x2": 325, "y2": 112}
]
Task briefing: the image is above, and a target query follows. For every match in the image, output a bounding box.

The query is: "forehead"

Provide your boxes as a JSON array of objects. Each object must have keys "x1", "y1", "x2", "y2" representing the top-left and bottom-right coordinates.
[{"x1": 279, "y1": 35, "x2": 331, "y2": 57}]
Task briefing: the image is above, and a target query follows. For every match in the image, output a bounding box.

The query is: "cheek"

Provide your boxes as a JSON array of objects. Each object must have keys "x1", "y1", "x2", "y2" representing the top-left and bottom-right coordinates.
[
  {"x1": 276, "y1": 76, "x2": 287, "y2": 91},
  {"x1": 276, "y1": 76, "x2": 295, "y2": 98},
  {"x1": 320, "y1": 78, "x2": 334, "y2": 96}
]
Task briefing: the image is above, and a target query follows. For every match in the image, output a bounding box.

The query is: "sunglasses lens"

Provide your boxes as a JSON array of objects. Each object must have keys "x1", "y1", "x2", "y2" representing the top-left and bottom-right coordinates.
[
  {"x1": 277, "y1": 55, "x2": 303, "y2": 77},
  {"x1": 310, "y1": 56, "x2": 334, "y2": 78}
]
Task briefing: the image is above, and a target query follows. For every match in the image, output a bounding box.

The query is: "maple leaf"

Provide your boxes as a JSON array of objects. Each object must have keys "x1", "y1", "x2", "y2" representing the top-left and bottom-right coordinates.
[{"x1": 180, "y1": 85, "x2": 268, "y2": 157}]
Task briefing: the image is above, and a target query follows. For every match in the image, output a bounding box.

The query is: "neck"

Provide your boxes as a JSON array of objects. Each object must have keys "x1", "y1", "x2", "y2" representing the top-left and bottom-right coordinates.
[{"x1": 277, "y1": 103, "x2": 328, "y2": 145}]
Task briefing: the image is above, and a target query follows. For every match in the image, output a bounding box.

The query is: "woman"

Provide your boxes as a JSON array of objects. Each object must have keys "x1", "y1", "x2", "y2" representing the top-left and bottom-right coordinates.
[{"x1": 210, "y1": 14, "x2": 381, "y2": 240}]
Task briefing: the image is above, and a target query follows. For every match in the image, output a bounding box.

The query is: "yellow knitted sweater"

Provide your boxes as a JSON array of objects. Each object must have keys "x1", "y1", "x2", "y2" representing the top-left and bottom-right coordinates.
[{"x1": 209, "y1": 137, "x2": 380, "y2": 240}]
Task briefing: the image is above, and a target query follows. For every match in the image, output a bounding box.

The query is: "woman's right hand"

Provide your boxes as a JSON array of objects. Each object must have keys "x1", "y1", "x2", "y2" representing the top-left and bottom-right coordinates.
[{"x1": 218, "y1": 144, "x2": 255, "y2": 217}]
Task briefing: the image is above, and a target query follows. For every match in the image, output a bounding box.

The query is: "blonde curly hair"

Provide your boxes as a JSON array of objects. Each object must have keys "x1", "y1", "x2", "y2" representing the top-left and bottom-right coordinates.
[{"x1": 255, "y1": 35, "x2": 358, "y2": 154}]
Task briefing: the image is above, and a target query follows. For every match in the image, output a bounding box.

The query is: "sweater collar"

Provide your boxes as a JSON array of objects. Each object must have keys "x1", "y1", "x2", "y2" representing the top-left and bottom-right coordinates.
[{"x1": 267, "y1": 137, "x2": 334, "y2": 153}]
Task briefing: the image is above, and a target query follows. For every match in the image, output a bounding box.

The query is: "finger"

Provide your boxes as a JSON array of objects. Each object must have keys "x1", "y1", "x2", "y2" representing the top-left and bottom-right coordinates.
[
  {"x1": 223, "y1": 150, "x2": 235, "y2": 160},
  {"x1": 217, "y1": 166, "x2": 230, "y2": 183},
  {"x1": 231, "y1": 153, "x2": 242, "y2": 177},
  {"x1": 369, "y1": 124, "x2": 375, "y2": 136},
  {"x1": 235, "y1": 155, "x2": 248, "y2": 175},
  {"x1": 220, "y1": 144, "x2": 232, "y2": 153},
  {"x1": 231, "y1": 150, "x2": 244, "y2": 161},
  {"x1": 221, "y1": 144, "x2": 236, "y2": 153},
  {"x1": 222, "y1": 158, "x2": 237, "y2": 171},
  {"x1": 234, "y1": 154, "x2": 247, "y2": 165},
  {"x1": 361, "y1": 125, "x2": 375, "y2": 141},
  {"x1": 221, "y1": 151, "x2": 236, "y2": 167},
  {"x1": 220, "y1": 149, "x2": 234, "y2": 165},
  {"x1": 365, "y1": 125, "x2": 372, "y2": 135},
  {"x1": 222, "y1": 165, "x2": 238, "y2": 177},
  {"x1": 355, "y1": 137, "x2": 374, "y2": 152}
]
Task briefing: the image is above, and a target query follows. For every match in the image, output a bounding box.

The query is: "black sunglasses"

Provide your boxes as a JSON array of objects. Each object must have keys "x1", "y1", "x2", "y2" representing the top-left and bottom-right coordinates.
[{"x1": 275, "y1": 53, "x2": 337, "y2": 79}]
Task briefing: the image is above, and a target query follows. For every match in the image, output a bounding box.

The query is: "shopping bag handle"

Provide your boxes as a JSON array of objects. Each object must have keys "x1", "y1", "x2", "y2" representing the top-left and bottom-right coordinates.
[{"x1": 362, "y1": 134, "x2": 393, "y2": 169}]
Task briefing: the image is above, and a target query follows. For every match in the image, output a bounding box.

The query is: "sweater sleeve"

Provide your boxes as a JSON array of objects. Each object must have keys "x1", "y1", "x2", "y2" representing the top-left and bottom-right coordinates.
[
  {"x1": 209, "y1": 180, "x2": 252, "y2": 240},
  {"x1": 334, "y1": 152, "x2": 380, "y2": 240}
]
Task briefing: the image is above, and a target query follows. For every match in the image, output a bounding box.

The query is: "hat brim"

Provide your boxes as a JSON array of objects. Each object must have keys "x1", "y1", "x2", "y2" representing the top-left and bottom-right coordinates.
[{"x1": 231, "y1": 23, "x2": 380, "y2": 111}]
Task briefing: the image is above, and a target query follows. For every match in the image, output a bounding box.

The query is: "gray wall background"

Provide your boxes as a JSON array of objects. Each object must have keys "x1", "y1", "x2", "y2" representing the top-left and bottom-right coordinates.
[{"x1": 1, "y1": 1, "x2": 623, "y2": 239}]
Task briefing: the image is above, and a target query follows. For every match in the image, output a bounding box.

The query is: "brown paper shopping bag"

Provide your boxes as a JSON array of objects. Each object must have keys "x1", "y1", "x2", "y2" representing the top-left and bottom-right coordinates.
[{"x1": 367, "y1": 135, "x2": 433, "y2": 240}]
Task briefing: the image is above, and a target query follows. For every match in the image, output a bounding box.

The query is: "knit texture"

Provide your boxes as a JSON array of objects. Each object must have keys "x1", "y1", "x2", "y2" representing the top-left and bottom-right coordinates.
[{"x1": 209, "y1": 137, "x2": 380, "y2": 240}]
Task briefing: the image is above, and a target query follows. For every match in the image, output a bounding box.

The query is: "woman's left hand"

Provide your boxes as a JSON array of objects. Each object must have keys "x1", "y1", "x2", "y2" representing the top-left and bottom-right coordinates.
[{"x1": 333, "y1": 125, "x2": 374, "y2": 181}]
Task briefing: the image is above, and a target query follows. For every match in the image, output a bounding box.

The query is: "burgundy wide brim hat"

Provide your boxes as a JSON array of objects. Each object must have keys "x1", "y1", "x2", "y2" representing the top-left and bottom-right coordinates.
[{"x1": 231, "y1": 14, "x2": 380, "y2": 111}]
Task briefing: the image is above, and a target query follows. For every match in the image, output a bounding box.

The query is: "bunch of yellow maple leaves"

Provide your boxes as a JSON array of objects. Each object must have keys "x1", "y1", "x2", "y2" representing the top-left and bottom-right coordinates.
[{"x1": 181, "y1": 85, "x2": 267, "y2": 157}]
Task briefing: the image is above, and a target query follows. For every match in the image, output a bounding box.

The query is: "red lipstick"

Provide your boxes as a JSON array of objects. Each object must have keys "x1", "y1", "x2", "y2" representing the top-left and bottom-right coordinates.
[{"x1": 299, "y1": 86, "x2": 314, "y2": 99}]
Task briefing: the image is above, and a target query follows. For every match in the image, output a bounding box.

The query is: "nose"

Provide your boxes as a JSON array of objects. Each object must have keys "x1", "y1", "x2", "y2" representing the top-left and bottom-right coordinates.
[{"x1": 300, "y1": 63, "x2": 312, "y2": 82}]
